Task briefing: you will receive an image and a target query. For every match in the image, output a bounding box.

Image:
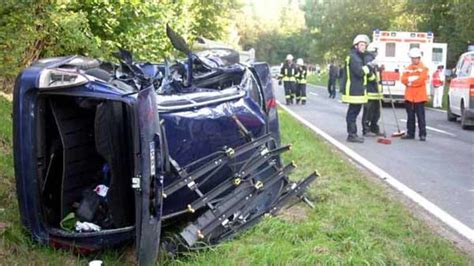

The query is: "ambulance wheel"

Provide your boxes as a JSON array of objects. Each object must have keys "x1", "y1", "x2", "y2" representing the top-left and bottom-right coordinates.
[{"x1": 447, "y1": 98, "x2": 457, "y2": 122}]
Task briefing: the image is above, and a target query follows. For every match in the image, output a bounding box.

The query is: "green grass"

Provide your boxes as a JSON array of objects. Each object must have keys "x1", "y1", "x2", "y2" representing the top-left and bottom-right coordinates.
[
  {"x1": 307, "y1": 72, "x2": 329, "y2": 87},
  {"x1": 0, "y1": 96, "x2": 469, "y2": 265}
]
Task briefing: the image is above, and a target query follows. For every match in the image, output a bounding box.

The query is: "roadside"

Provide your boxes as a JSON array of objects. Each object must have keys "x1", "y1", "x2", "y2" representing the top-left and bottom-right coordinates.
[{"x1": 0, "y1": 95, "x2": 470, "y2": 264}]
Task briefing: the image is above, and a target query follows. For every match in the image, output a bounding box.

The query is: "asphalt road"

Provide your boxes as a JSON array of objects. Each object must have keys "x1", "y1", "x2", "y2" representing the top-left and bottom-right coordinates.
[{"x1": 274, "y1": 82, "x2": 474, "y2": 229}]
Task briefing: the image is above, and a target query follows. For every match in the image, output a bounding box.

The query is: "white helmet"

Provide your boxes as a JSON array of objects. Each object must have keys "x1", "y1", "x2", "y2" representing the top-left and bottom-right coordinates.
[
  {"x1": 296, "y1": 58, "x2": 304, "y2": 65},
  {"x1": 408, "y1": 47, "x2": 422, "y2": 58},
  {"x1": 353, "y1": 34, "x2": 370, "y2": 45},
  {"x1": 367, "y1": 42, "x2": 378, "y2": 52},
  {"x1": 286, "y1": 54, "x2": 294, "y2": 61}
]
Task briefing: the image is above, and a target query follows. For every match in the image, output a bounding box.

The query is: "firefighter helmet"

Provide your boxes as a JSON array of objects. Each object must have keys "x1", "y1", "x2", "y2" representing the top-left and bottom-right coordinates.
[
  {"x1": 352, "y1": 34, "x2": 370, "y2": 45},
  {"x1": 296, "y1": 58, "x2": 304, "y2": 65},
  {"x1": 408, "y1": 47, "x2": 422, "y2": 58},
  {"x1": 286, "y1": 54, "x2": 294, "y2": 61},
  {"x1": 367, "y1": 42, "x2": 378, "y2": 52}
]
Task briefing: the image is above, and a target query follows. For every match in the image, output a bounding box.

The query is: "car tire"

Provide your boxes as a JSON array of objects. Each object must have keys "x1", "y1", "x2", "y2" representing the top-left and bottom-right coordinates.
[
  {"x1": 447, "y1": 98, "x2": 457, "y2": 122},
  {"x1": 460, "y1": 102, "x2": 472, "y2": 129},
  {"x1": 461, "y1": 112, "x2": 469, "y2": 129}
]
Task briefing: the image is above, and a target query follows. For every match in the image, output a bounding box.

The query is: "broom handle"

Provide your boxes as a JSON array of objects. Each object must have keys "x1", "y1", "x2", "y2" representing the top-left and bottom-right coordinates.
[{"x1": 385, "y1": 82, "x2": 402, "y2": 132}]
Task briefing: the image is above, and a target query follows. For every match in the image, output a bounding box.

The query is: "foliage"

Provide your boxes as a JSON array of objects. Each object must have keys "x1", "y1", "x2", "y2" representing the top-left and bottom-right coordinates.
[
  {"x1": 303, "y1": 0, "x2": 474, "y2": 67},
  {"x1": 235, "y1": 0, "x2": 307, "y2": 65},
  {"x1": 0, "y1": 0, "x2": 239, "y2": 90}
]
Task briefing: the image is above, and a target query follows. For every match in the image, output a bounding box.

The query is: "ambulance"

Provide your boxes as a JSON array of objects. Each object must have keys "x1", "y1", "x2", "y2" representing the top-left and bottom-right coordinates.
[{"x1": 372, "y1": 30, "x2": 447, "y2": 103}]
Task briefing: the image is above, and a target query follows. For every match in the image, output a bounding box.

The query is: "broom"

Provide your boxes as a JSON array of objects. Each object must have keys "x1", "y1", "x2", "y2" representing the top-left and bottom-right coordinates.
[{"x1": 385, "y1": 83, "x2": 406, "y2": 137}]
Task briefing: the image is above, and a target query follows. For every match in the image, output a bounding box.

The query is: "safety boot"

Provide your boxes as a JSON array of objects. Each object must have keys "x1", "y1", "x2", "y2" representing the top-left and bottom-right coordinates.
[
  {"x1": 302, "y1": 100, "x2": 306, "y2": 105},
  {"x1": 347, "y1": 135, "x2": 364, "y2": 143}
]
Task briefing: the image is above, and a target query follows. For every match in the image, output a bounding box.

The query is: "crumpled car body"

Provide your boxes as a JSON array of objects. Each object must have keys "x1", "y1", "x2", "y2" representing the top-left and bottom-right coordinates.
[{"x1": 13, "y1": 30, "x2": 316, "y2": 265}]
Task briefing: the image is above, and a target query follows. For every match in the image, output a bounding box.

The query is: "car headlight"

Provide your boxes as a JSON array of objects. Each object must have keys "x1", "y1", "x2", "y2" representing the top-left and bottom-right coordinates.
[{"x1": 38, "y1": 68, "x2": 88, "y2": 89}]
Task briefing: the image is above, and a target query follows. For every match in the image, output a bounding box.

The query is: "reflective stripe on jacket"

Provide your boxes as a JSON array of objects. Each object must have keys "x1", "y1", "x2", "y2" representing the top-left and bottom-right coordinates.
[
  {"x1": 295, "y1": 65, "x2": 307, "y2": 84},
  {"x1": 401, "y1": 62, "x2": 429, "y2": 103},
  {"x1": 364, "y1": 52, "x2": 382, "y2": 100},
  {"x1": 280, "y1": 62, "x2": 296, "y2": 82},
  {"x1": 342, "y1": 48, "x2": 368, "y2": 104}
]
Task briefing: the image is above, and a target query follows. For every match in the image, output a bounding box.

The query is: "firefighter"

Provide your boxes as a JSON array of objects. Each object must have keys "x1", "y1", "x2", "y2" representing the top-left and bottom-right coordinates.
[
  {"x1": 362, "y1": 43, "x2": 383, "y2": 136},
  {"x1": 401, "y1": 47, "x2": 429, "y2": 141},
  {"x1": 295, "y1": 58, "x2": 308, "y2": 104},
  {"x1": 341, "y1": 34, "x2": 371, "y2": 143},
  {"x1": 280, "y1": 54, "x2": 297, "y2": 105}
]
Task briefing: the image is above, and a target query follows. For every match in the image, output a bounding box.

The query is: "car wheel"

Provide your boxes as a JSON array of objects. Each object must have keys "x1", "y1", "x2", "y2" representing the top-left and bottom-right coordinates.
[
  {"x1": 460, "y1": 102, "x2": 472, "y2": 129},
  {"x1": 447, "y1": 97, "x2": 457, "y2": 122}
]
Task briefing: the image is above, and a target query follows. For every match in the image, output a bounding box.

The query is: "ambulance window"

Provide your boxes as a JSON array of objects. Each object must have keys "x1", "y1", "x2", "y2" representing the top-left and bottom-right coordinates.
[
  {"x1": 458, "y1": 56, "x2": 470, "y2": 78},
  {"x1": 385, "y1": 43, "x2": 395, "y2": 57},
  {"x1": 432, "y1": 48, "x2": 443, "y2": 62},
  {"x1": 410, "y1": 43, "x2": 420, "y2": 50}
]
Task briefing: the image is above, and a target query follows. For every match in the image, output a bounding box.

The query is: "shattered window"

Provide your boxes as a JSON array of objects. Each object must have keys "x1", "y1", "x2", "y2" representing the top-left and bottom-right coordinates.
[{"x1": 247, "y1": 74, "x2": 263, "y2": 108}]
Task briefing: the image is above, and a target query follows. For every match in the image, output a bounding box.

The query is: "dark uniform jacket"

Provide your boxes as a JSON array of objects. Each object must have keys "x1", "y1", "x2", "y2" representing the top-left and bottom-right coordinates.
[
  {"x1": 295, "y1": 65, "x2": 307, "y2": 84},
  {"x1": 280, "y1": 62, "x2": 296, "y2": 82},
  {"x1": 341, "y1": 47, "x2": 369, "y2": 104},
  {"x1": 363, "y1": 52, "x2": 382, "y2": 100}
]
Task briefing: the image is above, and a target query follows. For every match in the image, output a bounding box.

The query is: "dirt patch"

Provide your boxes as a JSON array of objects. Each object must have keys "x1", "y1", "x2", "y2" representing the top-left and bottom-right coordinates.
[
  {"x1": 278, "y1": 204, "x2": 310, "y2": 223},
  {"x1": 0, "y1": 92, "x2": 12, "y2": 102},
  {"x1": 0, "y1": 137, "x2": 10, "y2": 155}
]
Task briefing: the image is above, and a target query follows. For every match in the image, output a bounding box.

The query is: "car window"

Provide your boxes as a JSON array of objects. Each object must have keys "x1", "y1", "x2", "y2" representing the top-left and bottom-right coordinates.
[
  {"x1": 455, "y1": 54, "x2": 465, "y2": 76},
  {"x1": 468, "y1": 55, "x2": 474, "y2": 77},
  {"x1": 248, "y1": 74, "x2": 263, "y2": 108},
  {"x1": 459, "y1": 56, "x2": 471, "y2": 78}
]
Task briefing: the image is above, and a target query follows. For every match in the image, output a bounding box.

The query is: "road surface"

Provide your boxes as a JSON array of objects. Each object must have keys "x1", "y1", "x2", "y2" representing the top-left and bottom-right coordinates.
[{"x1": 274, "y1": 82, "x2": 474, "y2": 231}]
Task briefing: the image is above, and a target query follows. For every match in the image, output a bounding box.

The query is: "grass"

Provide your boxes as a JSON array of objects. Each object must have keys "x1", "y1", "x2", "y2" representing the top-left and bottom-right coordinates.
[
  {"x1": 307, "y1": 72, "x2": 329, "y2": 88},
  {"x1": 0, "y1": 95, "x2": 469, "y2": 264}
]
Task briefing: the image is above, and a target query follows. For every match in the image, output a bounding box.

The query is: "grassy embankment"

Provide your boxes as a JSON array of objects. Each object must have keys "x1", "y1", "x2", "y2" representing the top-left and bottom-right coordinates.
[{"x1": 0, "y1": 96, "x2": 468, "y2": 264}]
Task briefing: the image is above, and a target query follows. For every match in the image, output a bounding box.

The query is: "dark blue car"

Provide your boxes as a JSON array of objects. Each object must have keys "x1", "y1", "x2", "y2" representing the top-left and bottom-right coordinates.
[{"x1": 13, "y1": 28, "x2": 316, "y2": 265}]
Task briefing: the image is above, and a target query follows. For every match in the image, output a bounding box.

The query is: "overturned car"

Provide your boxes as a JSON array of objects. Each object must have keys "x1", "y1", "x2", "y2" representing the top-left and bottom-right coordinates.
[{"x1": 13, "y1": 26, "x2": 317, "y2": 264}]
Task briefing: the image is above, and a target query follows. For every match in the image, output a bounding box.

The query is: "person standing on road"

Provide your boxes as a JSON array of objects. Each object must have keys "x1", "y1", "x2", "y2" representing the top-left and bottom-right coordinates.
[
  {"x1": 431, "y1": 65, "x2": 445, "y2": 108},
  {"x1": 341, "y1": 34, "x2": 371, "y2": 143},
  {"x1": 295, "y1": 58, "x2": 308, "y2": 104},
  {"x1": 362, "y1": 43, "x2": 383, "y2": 136},
  {"x1": 328, "y1": 61, "x2": 338, "y2": 98},
  {"x1": 280, "y1": 54, "x2": 297, "y2": 105},
  {"x1": 338, "y1": 64, "x2": 345, "y2": 94},
  {"x1": 401, "y1": 47, "x2": 429, "y2": 141}
]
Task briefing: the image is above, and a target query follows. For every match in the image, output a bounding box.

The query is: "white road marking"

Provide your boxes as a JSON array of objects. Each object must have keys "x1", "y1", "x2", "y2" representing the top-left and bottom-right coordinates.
[
  {"x1": 310, "y1": 92, "x2": 319, "y2": 96},
  {"x1": 278, "y1": 101, "x2": 474, "y2": 243},
  {"x1": 399, "y1": 119, "x2": 456, "y2": 137},
  {"x1": 427, "y1": 107, "x2": 447, "y2": 113}
]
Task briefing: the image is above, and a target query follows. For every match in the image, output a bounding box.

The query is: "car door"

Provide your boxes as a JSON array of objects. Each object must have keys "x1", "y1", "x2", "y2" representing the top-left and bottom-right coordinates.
[
  {"x1": 453, "y1": 55, "x2": 473, "y2": 114},
  {"x1": 450, "y1": 54, "x2": 466, "y2": 115},
  {"x1": 134, "y1": 87, "x2": 163, "y2": 265}
]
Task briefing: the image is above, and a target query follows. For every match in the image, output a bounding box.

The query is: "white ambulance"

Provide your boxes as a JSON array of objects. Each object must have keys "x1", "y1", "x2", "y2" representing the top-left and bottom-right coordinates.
[{"x1": 372, "y1": 30, "x2": 447, "y2": 103}]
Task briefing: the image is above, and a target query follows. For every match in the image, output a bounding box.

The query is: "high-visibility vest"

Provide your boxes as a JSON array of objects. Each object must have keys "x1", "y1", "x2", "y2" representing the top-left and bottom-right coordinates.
[
  {"x1": 367, "y1": 71, "x2": 383, "y2": 100},
  {"x1": 281, "y1": 63, "x2": 296, "y2": 82},
  {"x1": 296, "y1": 66, "x2": 307, "y2": 84}
]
